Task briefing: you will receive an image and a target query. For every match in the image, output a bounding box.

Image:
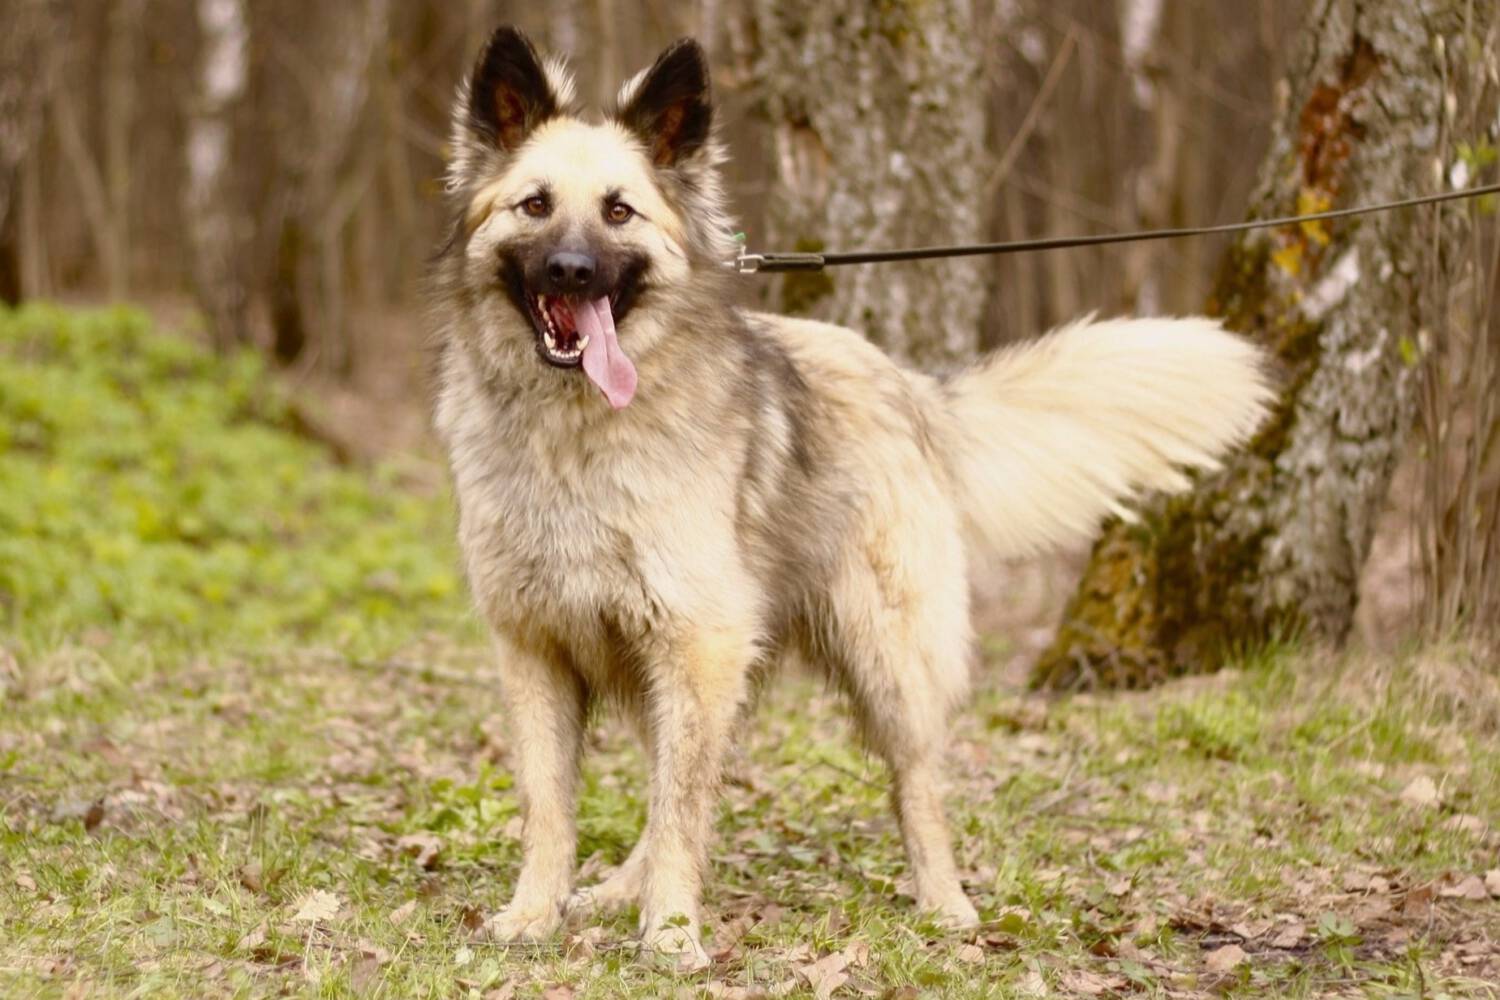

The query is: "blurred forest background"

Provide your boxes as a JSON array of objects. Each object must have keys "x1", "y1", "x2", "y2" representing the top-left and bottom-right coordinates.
[
  {"x1": 1, "y1": 0, "x2": 1496, "y2": 666},
  {"x1": 3, "y1": 1, "x2": 1298, "y2": 372}
]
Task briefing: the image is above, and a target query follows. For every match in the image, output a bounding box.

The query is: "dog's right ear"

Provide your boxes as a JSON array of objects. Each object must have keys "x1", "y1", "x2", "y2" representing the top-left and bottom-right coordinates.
[{"x1": 465, "y1": 26, "x2": 563, "y2": 152}]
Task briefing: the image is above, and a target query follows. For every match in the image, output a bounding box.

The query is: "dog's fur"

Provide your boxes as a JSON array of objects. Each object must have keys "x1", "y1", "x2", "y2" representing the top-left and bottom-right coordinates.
[{"x1": 430, "y1": 27, "x2": 1273, "y2": 966}]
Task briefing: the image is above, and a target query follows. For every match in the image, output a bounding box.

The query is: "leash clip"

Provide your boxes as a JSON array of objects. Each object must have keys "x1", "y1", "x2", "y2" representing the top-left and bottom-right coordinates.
[{"x1": 732, "y1": 250, "x2": 766, "y2": 274}]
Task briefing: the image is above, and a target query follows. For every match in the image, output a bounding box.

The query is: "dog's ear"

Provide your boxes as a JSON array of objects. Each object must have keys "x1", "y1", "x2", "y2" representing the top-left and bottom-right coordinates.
[
  {"x1": 615, "y1": 39, "x2": 713, "y2": 168},
  {"x1": 466, "y1": 26, "x2": 565, "y2": 152}
]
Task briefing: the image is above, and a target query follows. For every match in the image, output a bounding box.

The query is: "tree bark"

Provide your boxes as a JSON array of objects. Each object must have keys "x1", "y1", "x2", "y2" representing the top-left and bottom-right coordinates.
[
  {"x1": 186, "y1": 0, "x2": 252, "y2": 351},
  {"x1": 101, "y1": 0, "x2": 145, "y2": 300},
  {"x1": 253, "y1": 0, "x2": 389, "y2": 371},
  {"x1": 747, "y1": 0, "x2": 987, "y2": 368},
  {"x1": 1034, "y1": 0, "x2": 1487, "y2": 689},
  {"x1": 0, "y1": 0, "x2": 59, "y2": 304}
]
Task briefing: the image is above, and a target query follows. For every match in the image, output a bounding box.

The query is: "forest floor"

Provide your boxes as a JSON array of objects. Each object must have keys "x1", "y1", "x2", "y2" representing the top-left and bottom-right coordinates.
[
  {"x1": 5, "y1": 635, "x2": 1500, "y2": 999},
  {"x1": 3, "y1": 306, "x2": 1499, "y2": 998}
]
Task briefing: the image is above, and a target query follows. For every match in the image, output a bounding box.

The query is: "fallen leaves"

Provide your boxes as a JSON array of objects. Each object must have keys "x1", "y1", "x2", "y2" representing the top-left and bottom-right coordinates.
[
  {"x1": 795, "y1": 951, "x2": 849, "y2": 1000},
  {"x1": 1268, "y1": 922, "x2": 1306, "y2": 949},
  {"x1": 396, "y1": 832, "x2": 443, "y2": 870},
  {"x1": 1438, "y1": 874, "x2": 1490, "y2": 902},
  {"x1": 1399, "y1": 775, "x2": 1440, "y2": 808},
  {"x1": 1059, "y1": 968, "x2": 1126, "y2": 996},
  {"x1": 1203, "y1": 942, "x2": 1246, "y2": 973},
  {"x1": 289, "y1": 890, "x2": 342, "y2": 924},
  {"x1": 954, "y1": 942, "x2": 985, "y2": 964}
]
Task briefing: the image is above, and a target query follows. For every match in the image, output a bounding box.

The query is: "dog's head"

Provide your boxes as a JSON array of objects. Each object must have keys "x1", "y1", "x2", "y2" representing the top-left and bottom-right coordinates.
[{"x1": 439, "y1": 27, "x2": 735, "y2": 408}]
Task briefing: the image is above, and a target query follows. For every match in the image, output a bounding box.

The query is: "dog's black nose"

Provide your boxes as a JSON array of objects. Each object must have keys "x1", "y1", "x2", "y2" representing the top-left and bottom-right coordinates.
[{"x1": 545, "y1": 251, "x2": 596, "y2": 291}]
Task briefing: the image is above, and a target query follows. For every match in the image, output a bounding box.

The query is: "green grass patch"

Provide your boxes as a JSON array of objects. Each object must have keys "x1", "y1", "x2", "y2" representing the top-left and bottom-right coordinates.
[{"x1": 0, "y1": 303, "x2": 467, "y2": 650}]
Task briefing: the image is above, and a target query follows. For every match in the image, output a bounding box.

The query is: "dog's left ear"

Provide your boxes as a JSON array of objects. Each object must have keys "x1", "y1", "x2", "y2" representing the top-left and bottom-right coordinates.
[{"x1": 615, "y1": 39, "x2": 713, "y2": 168}]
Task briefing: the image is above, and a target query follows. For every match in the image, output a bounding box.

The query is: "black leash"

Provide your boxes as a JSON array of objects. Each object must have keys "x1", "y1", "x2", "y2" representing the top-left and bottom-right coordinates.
[{"x1": 731, "y1": 182, "x2": 1500, "y2": 274}]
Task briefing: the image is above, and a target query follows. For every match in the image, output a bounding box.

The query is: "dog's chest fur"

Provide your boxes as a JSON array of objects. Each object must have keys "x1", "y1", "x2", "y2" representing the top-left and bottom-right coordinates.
[{"x1": 435, "y1": 340, "x2": 760, "y2": 678}]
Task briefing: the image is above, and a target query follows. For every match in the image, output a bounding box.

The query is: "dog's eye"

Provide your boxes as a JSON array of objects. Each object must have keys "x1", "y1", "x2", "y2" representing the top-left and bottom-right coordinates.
[
  {"x1": 605, "y1": 201, "x2": 635, "y2": 226},
  {"x1": 521, "y1": 196, "x2": 550, "y2": 218}
]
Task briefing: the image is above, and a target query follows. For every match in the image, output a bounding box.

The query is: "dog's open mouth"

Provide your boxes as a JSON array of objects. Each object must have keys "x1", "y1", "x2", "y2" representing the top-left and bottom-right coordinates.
[
  {"x1": 527, "y1": 293, "x2": 591, "y2": 365},
  {"x1": 520, "y1": 292, "x2": 639, "y2": 409}
]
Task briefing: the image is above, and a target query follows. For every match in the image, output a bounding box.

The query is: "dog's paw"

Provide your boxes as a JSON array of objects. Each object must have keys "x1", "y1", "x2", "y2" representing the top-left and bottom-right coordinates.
[
  {"x1": 922, "y1": 892, "x2": 981, "y2": 931},
  {"x1": 640, "y1": 922, "x2": 710, "y2": 973},
  {"x1": 483, "y1": 901, "x2": 563, "y2": 942}
]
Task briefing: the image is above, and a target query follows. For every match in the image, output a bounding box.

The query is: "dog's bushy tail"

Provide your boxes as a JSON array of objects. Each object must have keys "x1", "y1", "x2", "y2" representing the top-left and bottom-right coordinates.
[{"x1": 939, "y1": 316, "x2": 1273, "y2": 558}]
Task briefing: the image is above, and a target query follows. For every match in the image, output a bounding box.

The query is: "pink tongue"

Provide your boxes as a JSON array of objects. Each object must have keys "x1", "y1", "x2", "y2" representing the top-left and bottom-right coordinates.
[{"x1": 577, "y1": 296, "x2": 637, "y2": 409}]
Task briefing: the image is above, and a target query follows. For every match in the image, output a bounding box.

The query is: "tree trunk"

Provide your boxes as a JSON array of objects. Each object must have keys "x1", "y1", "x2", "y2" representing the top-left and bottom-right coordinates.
[
  {"x1": 747, "y1": 0, "x2": 987, "y2": 368},
  {"x1": 186, "y1": 0, "x2": 252, "y2": 351},
  {"x1": 0, "y1": 1, "x2": 59, "y2": 304},
  {"x1": 256, "y1": 0, "x2": 388, "y2": 372},
  {"x1": 102, "y1": 0, "x2": 145, "y2": 300},
  {"x1": 1034, "y1": 0, "x2": 1486, "y2": 689}
]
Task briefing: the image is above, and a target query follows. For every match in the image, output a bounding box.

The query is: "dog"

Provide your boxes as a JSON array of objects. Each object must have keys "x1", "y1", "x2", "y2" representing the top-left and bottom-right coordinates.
[{"x1": 429, "y1": 26, "x2": 1272, "y2": 968}]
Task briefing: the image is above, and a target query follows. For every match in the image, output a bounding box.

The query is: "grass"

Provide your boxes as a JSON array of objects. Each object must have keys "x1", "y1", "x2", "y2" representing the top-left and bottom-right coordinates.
[{"x1": 3, "y1": 306, "x2": 1499, "y2": 998}]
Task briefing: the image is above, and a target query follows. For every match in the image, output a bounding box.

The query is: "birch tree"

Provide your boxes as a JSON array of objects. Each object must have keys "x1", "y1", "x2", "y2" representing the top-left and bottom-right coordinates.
[
  {"x1": 185, "y1": 0, "x2": 251, "y2": 350},
  {"x1": 1035, "y1": 0, "x2": 1496, "y2": 688}
]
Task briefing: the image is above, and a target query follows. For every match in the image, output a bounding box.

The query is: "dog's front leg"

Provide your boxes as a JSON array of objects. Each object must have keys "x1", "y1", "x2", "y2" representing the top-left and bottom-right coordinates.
[
  {"x1": 636, "y1": 623, "x2": 754, "y2": 969},
  {"x1": 485, "y1": 630, "x2": 586, "y2": 942}
]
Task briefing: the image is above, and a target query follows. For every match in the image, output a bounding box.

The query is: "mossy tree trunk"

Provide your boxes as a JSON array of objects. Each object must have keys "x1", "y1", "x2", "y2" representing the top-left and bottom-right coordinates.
[
  {"x1": 1034, "y1": 0, "x2": 1489, "y2": 689},
  {"x1": 746, "y1": 0, "x2": 987, "y2": 368}
]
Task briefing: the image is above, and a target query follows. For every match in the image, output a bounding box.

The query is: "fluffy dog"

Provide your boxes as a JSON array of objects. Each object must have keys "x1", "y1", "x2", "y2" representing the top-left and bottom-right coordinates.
[{"x1": 430, "y1": 26, "x2": 1271, "y2": 967}]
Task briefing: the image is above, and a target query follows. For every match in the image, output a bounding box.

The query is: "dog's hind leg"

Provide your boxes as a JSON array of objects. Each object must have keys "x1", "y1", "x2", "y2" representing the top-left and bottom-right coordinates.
[
  {"x1": 830, "y1": 517, "x2": 981, "y2": 929},
  {"x1": 484, "y1": 630, "x2": 587, "y2": 943}
]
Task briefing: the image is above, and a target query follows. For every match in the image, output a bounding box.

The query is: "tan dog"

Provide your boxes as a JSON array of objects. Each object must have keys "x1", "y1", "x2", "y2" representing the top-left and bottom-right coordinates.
[{"x1": 430, "y1": 26, "x2": 1272, "y2": 968}]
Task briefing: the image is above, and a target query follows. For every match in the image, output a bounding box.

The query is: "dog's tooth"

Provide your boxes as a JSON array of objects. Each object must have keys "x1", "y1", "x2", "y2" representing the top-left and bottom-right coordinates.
[{"x1": 576, "y1": 334, "x2": 590, "y2": 351}]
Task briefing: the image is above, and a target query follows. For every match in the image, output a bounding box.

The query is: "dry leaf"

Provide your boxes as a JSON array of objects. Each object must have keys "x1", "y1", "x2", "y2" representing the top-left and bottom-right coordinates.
[
  {"x1": 483, "y1": 981, "x2": 517, "y2": 1000},
  {"x1": 954, "y1": 943, "x2": 984, "y2": 964},
  {"x1": 1015, "y1": 970, "x2": 1049, "y2": 997},
  {"x1": 841, "y1": 940, "x2": 871, "y2": 969},
  {"x1": 1485, "y1": 869, "x2": 1500, "y2": 898},
  {"x1": 796, "y1": 952, "x2": 850, "y2": 1000},
  {"x1": 350, "y1": 955, "x2": 382, "y2": 993},
  {"x1": 238, "y1": 862, "x2": 264, "y2": 894},
  {"x1": 396, "y1": 833, "x2": 442, "y2": 870},
  {"x1": 1266, "y1": 923, "x2": 1302, "y2": 947},
  {"x1": 388, "y1": 900, "x2": 418, "y2": 926},
  {"x1": 289, "y1": 889, "x2": 342, "y2": 924},
  {"x1": 236, "y1": 921, "x2": 268, "y2": 951},
  {"x1": 563, "y1": 933, "x2": 595, "y2": 961},
  {"x1": 1399, "y1": 776, "x2": 1440, "y2": 808},
  {"x1": 1059, "y1": 969, "x2": 1124, "y2": 995},
  {"x1": 1204, "y1": 943, "x2": 1247, "y2": 973},
  {"x1": 1443, "y1": 814, "x2": 1488, "y2": 836},
  {"x1": 1402, "y1": 884, "x2": 1435, "y2": 917},
  {"x1": 540, "y1": 985, "x2": 575, "y2": 1000},
  {"x1": 1440, "y1": 875, "x2": 1489, "y2": 901}
]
